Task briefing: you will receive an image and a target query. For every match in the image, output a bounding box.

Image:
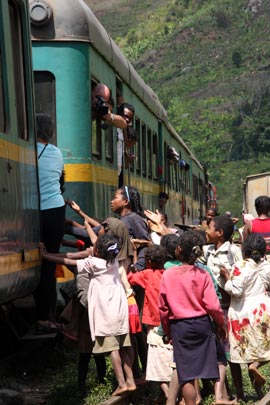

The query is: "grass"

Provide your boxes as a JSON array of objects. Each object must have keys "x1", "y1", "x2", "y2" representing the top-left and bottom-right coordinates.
[{"x1": 2, "y1": 335, "x2": 270, "y2": 404}]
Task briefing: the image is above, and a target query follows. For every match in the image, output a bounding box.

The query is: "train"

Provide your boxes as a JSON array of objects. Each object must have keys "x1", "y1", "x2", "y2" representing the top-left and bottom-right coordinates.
[
  {"x1": 0, "y1": 0, "x2": 214, "y2": 310},
  {"x1": 0, "y1": 0, "x2": 40, "y2": 307},
  {"x1": 243, "y1": 172, "x2": 270, "y2": 218},
  {"x1": 30, "y1": 0, "x2": 211, "y2": 226}
]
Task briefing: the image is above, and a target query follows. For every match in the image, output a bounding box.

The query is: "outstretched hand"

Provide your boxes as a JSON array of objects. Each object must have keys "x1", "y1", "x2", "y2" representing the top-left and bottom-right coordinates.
[
  {"x1": 131, "y1": 239, "x2": 152, "y2": 250},
  {"x1": 144, "y1": 209, "x2": 162, "y2": 224},
  {"x1": 65, "y1": 199, "x2": 81, "y2": 213}
]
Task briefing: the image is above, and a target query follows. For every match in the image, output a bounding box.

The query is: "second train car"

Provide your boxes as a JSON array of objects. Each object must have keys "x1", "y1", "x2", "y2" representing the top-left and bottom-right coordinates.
[{"x1": 29, "y1": 0, "x2": 210, "y2": 225}]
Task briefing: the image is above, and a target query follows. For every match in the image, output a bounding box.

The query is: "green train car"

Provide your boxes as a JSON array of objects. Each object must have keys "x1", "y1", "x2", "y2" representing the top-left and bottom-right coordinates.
[
  {"x1": 0, "y1": 0, "x2": 40, "y2": 305},
  {"x1": 30, "y1": 0, "x2": 210, "y2": 225}
]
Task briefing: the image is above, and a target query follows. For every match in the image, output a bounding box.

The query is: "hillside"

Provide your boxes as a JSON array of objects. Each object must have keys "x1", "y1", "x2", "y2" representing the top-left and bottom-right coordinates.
[{"x1": 87, "y1": 0, "x2": 270, "y2": 217}]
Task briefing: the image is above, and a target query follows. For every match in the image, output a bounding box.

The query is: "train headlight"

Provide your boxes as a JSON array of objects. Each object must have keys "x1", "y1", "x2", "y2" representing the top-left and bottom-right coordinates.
[{"x1": 29, "y1": 1, "x2": 52, "y2": 26}]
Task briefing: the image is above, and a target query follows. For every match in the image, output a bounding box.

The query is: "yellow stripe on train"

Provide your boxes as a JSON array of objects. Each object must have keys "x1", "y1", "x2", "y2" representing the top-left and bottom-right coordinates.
[
  {"x1": 64, "y1": 163, "x2": 160, "y2": 195},
  {"x1": 0, "y1": 249, "x2": 40, "y2": 275},
  {"x1": 0, "y1": 139, "x2": 36, "y2": 165}
]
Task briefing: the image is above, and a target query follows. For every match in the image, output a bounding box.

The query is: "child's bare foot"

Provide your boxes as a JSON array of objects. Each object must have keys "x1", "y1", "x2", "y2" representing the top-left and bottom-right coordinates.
[{"x1": 111, "y1": 386, "x2": 128, "y2": 396}]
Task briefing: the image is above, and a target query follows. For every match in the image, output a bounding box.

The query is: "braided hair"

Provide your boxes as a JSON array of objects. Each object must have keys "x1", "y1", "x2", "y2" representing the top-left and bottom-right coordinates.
[
  {"x1": 95, "y1": 234, "x2": 120, "y2": 264},
  {"x1": 176, "y1": 230, "x2": 204, "y2": 264},
  {"x1": 119, "y1": 185, "x2": 144, "y2": 216},
  {"x1": 242, "y1": 234, "x2": 266, "y2": 263}
]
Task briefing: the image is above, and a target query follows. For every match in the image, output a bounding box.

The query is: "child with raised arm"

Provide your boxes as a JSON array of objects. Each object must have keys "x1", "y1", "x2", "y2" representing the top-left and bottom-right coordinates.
[
  {"x1": 40, "y1": 234, "x2": 136, "y2": 396},
  {"x1": 221, "y1": 234, "x2": 270, "y2": 400},
  {"x1": 159, "y1": 230, "x2": 226, "y2": 405}
]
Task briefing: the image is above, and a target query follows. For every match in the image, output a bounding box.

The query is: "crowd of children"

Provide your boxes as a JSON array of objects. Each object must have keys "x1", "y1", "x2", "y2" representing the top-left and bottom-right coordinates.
[{"x1": 38, "y1": 188, "x2": 270, "y2": 404}]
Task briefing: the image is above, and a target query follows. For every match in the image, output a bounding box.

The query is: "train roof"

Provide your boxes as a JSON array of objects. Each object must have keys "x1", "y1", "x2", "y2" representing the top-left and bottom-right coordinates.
[{"x1": 30, "y1": 0, "x2": 204, "y2": 170}]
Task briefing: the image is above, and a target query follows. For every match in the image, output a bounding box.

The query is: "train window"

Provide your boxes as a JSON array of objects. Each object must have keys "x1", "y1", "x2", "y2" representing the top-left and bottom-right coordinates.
[
  {"x1": 92, "y1": 118, "x2": 102, "y2": 160},
  {"x1": 105, "y1": 124, "x2": 113, "y2": 163},
  {"x1": 193, "y1": 174, "x2": 199, "y2": 201},
  {"x1": 185, "y1": 166, "x2": 191, "y2": 193},
  {"x1": 152, "y1": 133, "x2": 158, "y2": 180},
  {"x1": 164, "y1": 142, "x2": 170, "y2": 187},
  {"x1": 116, "y1": 77, "x2": 124, "y2": 106},
  {"x1": 0, "y1": 49, "x2": 5, "y2": 132},
  {"x1": 135, "y1": 117, "x2": 141, "y2": 175},
  {"x1": 9, "y1": 0, "x2": 27, "y2": 140},
  {"x1": 170, "y1": 163, "x2": 177, "y2": 190},
  {"x1": 142, "y1": 123, "x2": 146, "y2": 177},
  {"x1": 147, "y1": 128, "x2": 152, "y2": 179},
  {"x1": 34, "y1": 71, "x2": 56, "y2": 144}
]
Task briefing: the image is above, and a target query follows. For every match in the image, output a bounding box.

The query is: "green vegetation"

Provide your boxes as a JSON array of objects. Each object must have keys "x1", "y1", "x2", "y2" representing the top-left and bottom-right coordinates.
[
  {"x1": 87, "y1": 0, "x2": 270, "y2": 216},
  {"x1": 2, "y1": 337, "x2": 270, "y2": 404}
]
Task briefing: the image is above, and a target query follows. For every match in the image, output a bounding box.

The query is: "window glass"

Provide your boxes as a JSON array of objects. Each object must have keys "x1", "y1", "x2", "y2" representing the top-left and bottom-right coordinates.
[
  {"x1": 34, "y1": 71, "x2": 56, "y2": 143},
  {"x1": 92, "y1": 118, "x2": 102, "y2": 159},
  {"x1": 9, "y1": 0, "x2": 27, "y2": 139},
  {"x1": 142, "y1": 123, "x2": 146, "y2": 177},
  {"x1": 135, "y1": 117, "x2": 141, "y2": 175},
  {"x1": 152, "y1": 133, "x2": 158, "y2": 179},
  {"x1": 105, "y1": 124, "x2": 113, "y2": 163},
  {"x1": 147, "y1": 128, "x2": 152, "y2": 179},
  {"x1": 0, "y1": 47, "x2": 5, "y2": 132}
]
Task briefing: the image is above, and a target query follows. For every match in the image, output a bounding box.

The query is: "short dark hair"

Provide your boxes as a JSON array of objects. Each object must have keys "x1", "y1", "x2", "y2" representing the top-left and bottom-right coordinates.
[
  {"x1": 211, "y1": 215, "x2": 234, "y2": 241},
  {"x1": 255, "y1": 196, "x2": 270, "y2": 216},
  {"x1": 159, "y1": 192, "x2": 169, "y2": 200},
  {"x1": 242, "y1": 234, "x2": 266, "y2": 263},
  {"x1": 36, "y1": 113, "x2": 53, "y2": 142},
  {"x1": 118, "y1": 103, "x2": 135, "y2": 115},
  {"x1": 144, "y1": 245, "x2": 166, "y2": 269},
  {"x1": 160, "y1": 234, "x2": 179, "y2": 261}
]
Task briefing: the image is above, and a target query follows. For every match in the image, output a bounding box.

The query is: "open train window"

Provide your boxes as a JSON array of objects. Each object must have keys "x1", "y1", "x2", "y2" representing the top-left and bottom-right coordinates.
[
  {"x1": 34, "y1": 71, "x2": 56, "y2": 144},
  {"x1": 147, "y1": 128, "x2": 152, "y2": 179},
  {"x1": 192, "y1": 174, "x2": 197, "y2": 201},
  {"x1": 92, "y1": 118, "x2": 102, "y2": 160},
  {"x1": 142, "y1": 123, "x2": 146, "y2": 177},
  {"x1": 116, "y1": 77, "x2": 124, "y2": 106},
  {"x1": 91, "y1": 80, "x2": 102, "y2": 160},
  {"x1": 135, "y1": 117, "x2": 141, "y2": 175},
  {"x1": 9, "y1": 0, "x2": 27, "y2": 140},
  {"x1": 164, "y1": 141, "x2": 170, "y2": 187},
  {"x1": 152, "y1": 133, "x2": 158, "y2": 180},
  {"x1": 105, "y1": 124, "x2": 113, "y2": 163},
  {"x1": 0, "y1": 48, "x2": 5, "y2": 132}
]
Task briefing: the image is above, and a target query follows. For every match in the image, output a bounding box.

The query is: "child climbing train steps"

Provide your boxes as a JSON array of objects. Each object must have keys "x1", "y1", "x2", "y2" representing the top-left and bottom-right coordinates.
[
  {"x1": 159, "y1": 230, "x2": 226, "y2": 405},
  {"x1": 40, "y1": 234, "x2": 136, "y2": 397},
  {"x1": 220, "y1": 234, "x2": 270, "y2": 400}
]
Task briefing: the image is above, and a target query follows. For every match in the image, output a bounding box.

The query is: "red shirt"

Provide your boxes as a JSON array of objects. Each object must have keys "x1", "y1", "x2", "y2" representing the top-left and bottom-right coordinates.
[
  {"x1": 159, "y1": 264, "x2": 224, "y2": 337},
  {"x1": 251, "y1": 218, "x2": 270, "y2": 252},
  {"x1": 128, "y1": 269, "x2": 164, "y2": 326}
]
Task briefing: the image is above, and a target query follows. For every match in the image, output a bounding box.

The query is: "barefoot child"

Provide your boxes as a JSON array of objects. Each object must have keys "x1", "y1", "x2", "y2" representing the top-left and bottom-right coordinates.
[
  {"x1": 128, "y1": 245, "x2": 173, "y2": 399},
  {"x1": 221, "y1": 234, "x2": 270, "y2": 400},
  {"x1": 40, "y1": 234, "x2": 136, "y2": 396},
  {"x1": 159, "y1": 230, "x2": 226, "y2": 405}
]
